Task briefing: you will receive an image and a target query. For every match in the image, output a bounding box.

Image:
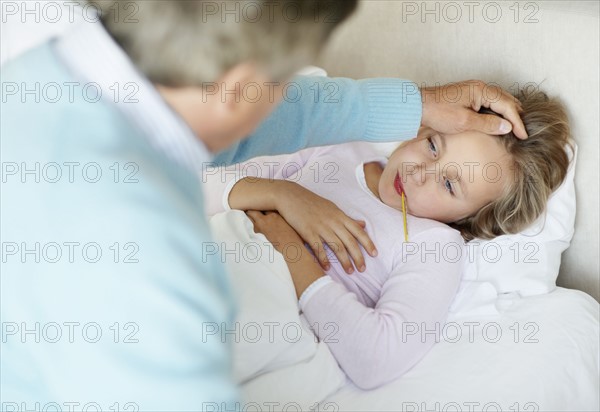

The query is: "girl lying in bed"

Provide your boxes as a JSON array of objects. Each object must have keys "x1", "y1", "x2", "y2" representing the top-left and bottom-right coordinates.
[{"x1": 204, "y1": 89, "x2": 572, "y2": 390}]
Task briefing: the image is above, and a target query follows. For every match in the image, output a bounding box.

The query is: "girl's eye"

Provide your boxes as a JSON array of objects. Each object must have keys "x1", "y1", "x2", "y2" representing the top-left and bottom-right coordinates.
[
  {"x1": 426, "y1": 136, "x2": 453, "y2": 195},
  {"x1": 444, "y1": 177, "x2": 455, "y2": 196},
  {"x1": 427, "y1": 137, "x2": 438, "y2": 157}
]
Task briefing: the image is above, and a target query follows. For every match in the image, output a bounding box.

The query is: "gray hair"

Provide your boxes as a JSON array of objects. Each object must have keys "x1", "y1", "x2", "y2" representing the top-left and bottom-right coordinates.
[{"x1": 88, "y1": 0, "x2": 357, "y2": 87}]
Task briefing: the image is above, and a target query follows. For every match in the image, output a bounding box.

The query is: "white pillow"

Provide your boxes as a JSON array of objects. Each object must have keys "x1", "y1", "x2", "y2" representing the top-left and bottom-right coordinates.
[
  {"x1": 371, "y1": 141, "x2": 578, "y2": 297},
  {"x1": 467, "y1": 143, "x2": 578, "y2": 296}
]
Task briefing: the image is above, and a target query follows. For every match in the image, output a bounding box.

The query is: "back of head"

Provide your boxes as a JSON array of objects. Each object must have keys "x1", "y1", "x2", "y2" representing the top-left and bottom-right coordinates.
[
  {"x1": 450, "y1": 87, "x2": 574, "y2": 241},
  {"x1": 87, "y1": 0, "x2": 358, "y2": 87}
]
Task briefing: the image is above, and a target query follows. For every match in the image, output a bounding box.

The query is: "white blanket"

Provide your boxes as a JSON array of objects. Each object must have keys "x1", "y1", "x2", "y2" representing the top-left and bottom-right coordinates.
[
  {"x1": 324, "y1": 287, "x2": 600, "y2": 411},
  {"x1": 209, "y1": 210, "x2": 347, "y2": 409},
  {"x1": 210, "y1": 210, "x2": 600, "y2": 411}
]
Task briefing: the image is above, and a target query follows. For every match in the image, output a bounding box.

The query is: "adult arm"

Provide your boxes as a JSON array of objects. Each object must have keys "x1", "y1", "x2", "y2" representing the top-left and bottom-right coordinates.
[
  {"x1": 212, "y1": 76, "x2": 422, "y2": 165},
  {"x1": 211, "y1": 77, "x2": 528, "y2": 166}
]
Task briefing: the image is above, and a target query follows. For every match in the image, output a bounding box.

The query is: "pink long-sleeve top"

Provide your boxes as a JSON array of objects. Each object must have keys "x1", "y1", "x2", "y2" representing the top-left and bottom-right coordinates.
[{"x1": 203, "y1": 141, "x2": 466, "y2": 390}]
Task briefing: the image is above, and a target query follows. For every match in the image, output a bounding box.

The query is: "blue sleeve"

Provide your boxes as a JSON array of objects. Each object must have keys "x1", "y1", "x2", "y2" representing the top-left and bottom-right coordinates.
[
  {"x1": 1, "y1": 128, "x2": 241, "y2": 410},
  {"x1": 212, "y1": 75, "x2": 422, "y2": 165}
]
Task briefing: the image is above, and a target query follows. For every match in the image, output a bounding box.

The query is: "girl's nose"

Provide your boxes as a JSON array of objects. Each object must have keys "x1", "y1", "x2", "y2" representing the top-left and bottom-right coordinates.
[{"x1": 413, "y1": 162, "x2": 438, "y2": 187}]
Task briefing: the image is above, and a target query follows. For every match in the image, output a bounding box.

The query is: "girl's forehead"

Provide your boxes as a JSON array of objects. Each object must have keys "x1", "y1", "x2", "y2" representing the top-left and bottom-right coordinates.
[{"x1": 446, "y1": 131, "x2": 508, "y2": 158}]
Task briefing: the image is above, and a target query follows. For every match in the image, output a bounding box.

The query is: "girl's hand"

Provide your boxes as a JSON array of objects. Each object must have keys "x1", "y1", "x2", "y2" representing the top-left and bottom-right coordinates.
[
  {"x1": 274, "y1": 182, "x2": 378, "y2": 274},
  {"x1": 245, "y1": 210, "x2": 305, "y2": 255},
  {"x1": 246, "y1": 210, "x2": 324, "y2": 299}
]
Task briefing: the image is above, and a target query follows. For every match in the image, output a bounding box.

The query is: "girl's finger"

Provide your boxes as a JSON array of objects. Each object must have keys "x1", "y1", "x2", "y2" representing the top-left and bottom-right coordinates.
[
  {"x1": 349, "y1": 220, "x2": 377, "y2": 257},
  {"x1": 336, "y1": 228, "x2": 366, "y2": 273},
  {"x1": 324, "y1": 235, "x2": 354, "y2": 274},
  {"x1": 355, "y1": 219, "x2": 366, "y2": 228},
  {"x1": 246, "y1": 210, "x2": 261, "y2": 218},
  {"x1": 245, "y1": 211, "x2": 258, "y2": 223},
  {"x1": 310, "y1": 237, "x2": 331, "y2": 271}
]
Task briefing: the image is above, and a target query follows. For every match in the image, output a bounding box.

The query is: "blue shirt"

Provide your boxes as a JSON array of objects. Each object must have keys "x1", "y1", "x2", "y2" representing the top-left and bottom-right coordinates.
[{"x1": 1, "y1": 19, "x2": 422, "y2": 411}]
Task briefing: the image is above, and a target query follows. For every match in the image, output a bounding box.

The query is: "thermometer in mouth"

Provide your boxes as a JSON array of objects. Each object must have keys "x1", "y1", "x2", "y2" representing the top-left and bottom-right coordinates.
[
  {"x1": 401, "y1": 192, "x2": 408, "y2": 242},
  {"x1": 395, "y1": 172, "x2": 409, "y2": 242}
]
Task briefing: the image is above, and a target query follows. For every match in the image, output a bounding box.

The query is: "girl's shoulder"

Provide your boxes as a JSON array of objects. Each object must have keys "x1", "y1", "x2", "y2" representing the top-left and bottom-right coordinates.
[{"x1": 407, "y1": 215, "x2": 464, "y2": 244}]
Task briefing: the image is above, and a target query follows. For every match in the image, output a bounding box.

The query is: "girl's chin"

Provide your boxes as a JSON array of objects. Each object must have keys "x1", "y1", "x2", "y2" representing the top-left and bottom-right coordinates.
[{"x1": 381, "y1": 197, "x2": 403, "y2": 211}]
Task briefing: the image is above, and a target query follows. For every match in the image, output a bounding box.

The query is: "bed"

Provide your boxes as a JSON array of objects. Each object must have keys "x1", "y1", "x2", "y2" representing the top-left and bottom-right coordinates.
[
  {"x1": 4, "y1": 1, "x2": 598, "y2": 411},
  {"x1": 323, "y1": 287, "x2": 599, "y2": 412},
  {"x1": 207, "y1": 2, "x2": 599, "y2": 409},
  {"x1": 209, "y1": 204, "x2": 599, "y2": 411}
]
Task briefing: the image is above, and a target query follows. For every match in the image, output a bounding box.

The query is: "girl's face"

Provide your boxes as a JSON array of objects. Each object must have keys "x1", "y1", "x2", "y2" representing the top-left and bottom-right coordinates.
[{"x1": 379, "y1": 127, "x2": 512, "y2": 223}]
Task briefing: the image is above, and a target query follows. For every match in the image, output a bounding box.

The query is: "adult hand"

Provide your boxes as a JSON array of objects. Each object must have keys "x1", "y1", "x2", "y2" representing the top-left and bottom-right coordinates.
[{"x1": 420, "y1": 80, "x2": 528, "y2": 139}]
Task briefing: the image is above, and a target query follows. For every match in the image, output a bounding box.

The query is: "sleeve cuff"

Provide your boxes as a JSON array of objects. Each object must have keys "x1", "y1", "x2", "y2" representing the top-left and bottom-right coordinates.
[
  {"x1": 360, "y1": 78, "x2": 422, "y2": 142},
  {"x1": 222, "y1": 175, "x2": 247, "y2": 211},
  {"x1": 298, "y1": 276, "x2": 334, "y2": 310}
]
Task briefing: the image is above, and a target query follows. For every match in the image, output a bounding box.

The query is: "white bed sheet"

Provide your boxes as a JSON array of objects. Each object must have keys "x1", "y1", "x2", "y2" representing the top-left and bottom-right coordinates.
[
  {"x1": 211, "y1": 210, "x2": 599, "y2": 412},
  {"x1": 320, "y1": 287, "x2": 599, "y2": 412}
]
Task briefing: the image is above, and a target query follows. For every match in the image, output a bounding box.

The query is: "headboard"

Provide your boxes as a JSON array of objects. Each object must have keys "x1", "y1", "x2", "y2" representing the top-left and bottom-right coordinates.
[{"x1": 317, "y1": 0, "x2": 600, "y2": 302}]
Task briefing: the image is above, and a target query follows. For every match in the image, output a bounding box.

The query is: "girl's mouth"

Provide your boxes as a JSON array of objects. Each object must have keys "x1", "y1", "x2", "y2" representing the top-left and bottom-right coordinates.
[{"x1": 394, "y1": 173, "x2": 405, "y2": 197}]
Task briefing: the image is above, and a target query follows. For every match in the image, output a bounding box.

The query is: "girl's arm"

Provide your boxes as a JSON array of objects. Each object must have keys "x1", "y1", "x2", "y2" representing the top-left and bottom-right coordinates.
[
  {"x1": 204, "y1": 151, "x2": 377, "y2": 274},
  {"x1": 202, "y1": 150, "x2": 308, "y2": 217},
  {"x1": 230, "y1": 178, "x2": 377, "y2": 274},
  {"x1": 299, "y1": 226, "x2": 466, "y2": 390},
  {"x1": 227, "y1": 177, "x2": 285, "y2": 212},
  {"x1": 246, "y1": 210, "x2": 325, "y2": 299}
]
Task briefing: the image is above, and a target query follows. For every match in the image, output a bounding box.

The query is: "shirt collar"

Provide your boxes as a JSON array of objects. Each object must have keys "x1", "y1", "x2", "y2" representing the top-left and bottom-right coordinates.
[
  {"x1": 53, "y1": 19, "x2": 213, "y2": 174},
  {"x1": 355, "y1": 155, "x2": 389, "y2": 198}
]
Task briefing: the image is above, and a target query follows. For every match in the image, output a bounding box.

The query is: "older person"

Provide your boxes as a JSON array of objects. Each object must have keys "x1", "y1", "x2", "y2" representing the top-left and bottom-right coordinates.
[{"x1": 1, "y1": 0, "x2": 526, "y2": 410}]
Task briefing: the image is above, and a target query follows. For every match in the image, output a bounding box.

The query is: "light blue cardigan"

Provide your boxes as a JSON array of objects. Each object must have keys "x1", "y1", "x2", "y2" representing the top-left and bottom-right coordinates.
[{"x1": 1, "y1": 41, "x2": 421, "y2": 410}]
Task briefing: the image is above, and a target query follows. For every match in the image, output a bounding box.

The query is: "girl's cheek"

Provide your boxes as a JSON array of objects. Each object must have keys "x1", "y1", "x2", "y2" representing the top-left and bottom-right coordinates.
[
  {"x1": 407, "y1": 196, "x2": 424, "y2": 216},
  {"x1": 413, "y1": 195, "x2": 440, "y2": 218}
]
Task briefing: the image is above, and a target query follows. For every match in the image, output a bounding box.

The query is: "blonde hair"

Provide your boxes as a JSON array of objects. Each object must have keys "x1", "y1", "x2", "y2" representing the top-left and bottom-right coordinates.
[
  {"x1": 450, "y1": 88, "x2": 574, "y2": 241},
  {"x1": 88, "y1": 0, "x2": 357, "y2": 87}
]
